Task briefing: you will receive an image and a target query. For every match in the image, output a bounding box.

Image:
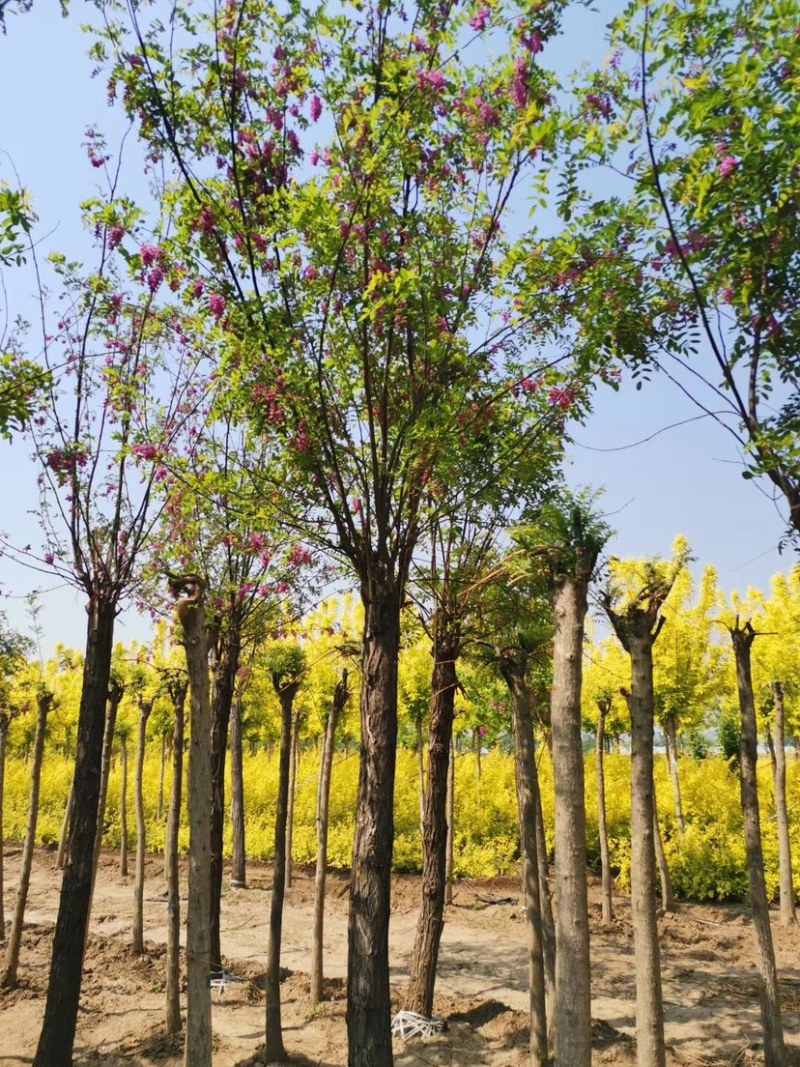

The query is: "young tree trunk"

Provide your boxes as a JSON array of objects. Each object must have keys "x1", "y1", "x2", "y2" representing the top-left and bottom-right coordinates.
[
  {"x1": 444, "y1": 734, "x2": 455, "y2": 907},
  {"x1": 311, "y1": 668, "x2": 348, "y2": 1005},
  {"x1": 347, "y1": 577, "x2": 400, "y2": 1067},
  {"x1": 56, "y1": 776, "x2": 75, "y2": 871},
  {"x1": 133, "y1": 698, "x2": 153, "y2": 955},
  {"x1": 230, "y1": 695, "x2": 247, "y2": 889},
  {"x1": 534, "y1": 769, "x2": 557, "y2": 1024},
  {"x1": 502, "y1": 665, "x2": 548, "y2": 1065},
  {"x1": 33, "y1": 595, "x2": 117, "y2": 1067},
  {"x1": 179, "y1": 584, "x2": 213, "y2": 1067},
  {"x1": 664, "y1": 716, "x2": 686, "y2": 835},
  {"x1": 1, "y1": 688, "x2": 53, "y2": 988},
  {"x1": 596, "y1": 702, "x2": 613, "y2": 925},
  {"x1": 653, "y1": 800, "x2": 675, "y2": 913},
  {"x1": 120, "y1": 735, "x2": 129, "y2": 877},
  {"x1": 770, "y1": 681, "x2": 796, "y2": 926},
  {"x1": 265, "y1": 677, "x2": 300, "y2": 1062},
  {"x1": 157, "y1": 733, "x2": 167, "y2": 823},
  {"x1": 209, "y1": 631, "x2": 241, "y2": 971},
  {"x1": 165, "y1": 679, "x2": 186, "y2": 1035},
  {"x1": 86, "y1": 680, "x2": 124, "y2": 944},
  {"x1": 731, "y1": 626, "x2": 786, "y2": 1066},
  {"x1": 286, "y1": 713, "x2": 299, "y2": 891},
  {"x1": 0, "y1": 715, "x2": 9, "y2": 940},
  {"x1": 550, "y1": 577, "x2": 592, "y2": 1067},
  {"x1": 627, "y1": 632, "x2": 666, "y2": 1067},
  {"x1": 405, "y1": 627, "x2": 459, "y2": 1019}
]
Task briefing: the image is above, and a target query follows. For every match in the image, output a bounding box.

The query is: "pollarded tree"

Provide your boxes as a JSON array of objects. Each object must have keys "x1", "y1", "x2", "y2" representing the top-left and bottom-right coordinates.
[
  {"x1": 97, "y1": 2, "x2": 590, "y2": 1059},
  {"x1": 601, "y1": 542, "x2": 689, "y2": 1067},
  {"x1": 515, "y1": 493, "x2": 610, "y2": 1067},
  {"x1": 750, "y1": 569, "x2": 800, "y2": 926}
]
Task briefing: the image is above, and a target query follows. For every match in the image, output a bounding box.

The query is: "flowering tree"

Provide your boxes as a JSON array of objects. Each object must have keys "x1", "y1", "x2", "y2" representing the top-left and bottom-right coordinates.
[
  {"x1": 564, "y1": 0, "x2": 800, "y2": 540},
  {"x1": 0, "y1": 181, "x2": 211, "y2": 1064},
  {"x1": 94, "y1": 0, "x2": 592, "y2": 1058}
]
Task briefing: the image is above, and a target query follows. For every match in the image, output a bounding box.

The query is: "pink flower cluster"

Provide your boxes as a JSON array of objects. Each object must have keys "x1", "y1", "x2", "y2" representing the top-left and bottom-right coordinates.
[
  {"x1": 548, "y1": 386, "x2": 577, "y2": 409},
  {"x1": 132, "y1": 443, "x2": 159, "y2": 461},
  {"x1": 718, "y1": 155, "x2": 739, "y2": 178},
  {"x1": 288, "y1": 544, "x2": 313, "y2": 569},
  {"x1": 469, "y1": 6, "x2": 490, "y2": 31},
  {"x1": 417, "y1": 70, "x2": 447, "y2": 91}
]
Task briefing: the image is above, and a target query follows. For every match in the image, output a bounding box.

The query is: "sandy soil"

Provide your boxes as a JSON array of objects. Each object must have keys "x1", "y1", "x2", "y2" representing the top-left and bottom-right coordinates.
[{"x1": 0, "y1": 847, "x2": 799, "y2": 1066}]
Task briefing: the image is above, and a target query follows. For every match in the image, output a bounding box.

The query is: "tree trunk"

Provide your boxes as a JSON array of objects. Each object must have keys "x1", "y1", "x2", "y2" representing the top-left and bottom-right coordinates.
[
  {"x1": 550, "y1": 577, "x2": 592, "y2": 1067},
  {"x1": 86, "y1": 681, "x2": 124, "y2": 946},
  {"x1": 730, "y1": 626, "x2": 787, "y2": 1066},
  {"x1": 664, "y1": 716, "x2": 686, "y2": 835},
  {"x1": 157, "y1": 733, "x2": 167, "y2": 823},
  {"x1": 56, "y1": 776, "x2": 75, "y2": 871},
  {"x1": 347, "y1": 577, "x2": 400, "y2": 1067},
  {"x1": 165, "y1": 680, "x2": 186, "y2": 1035},
  {"x1": 120, "y1": 735, "x2": 129, "y2": 877},
  {"x1": 416, "y1": 715, "x2": 425, "y2": 839},
  {"x1": 0, "y1": 717, "x2": 8, "y2": 940},
  {"x1": 596, "y1": 704, "x2": 613, "y2": 925},
  {"x1": 502, "y1": 665, "x2": 548, "y2": 1065},
  {"x1": 765, "y1": 725, "x2": 777, "y2": 778},
  {"x1": 1, "y1": 689, "x2": 53, "y2": 987},
  {"x1": 444, "y1": 734, "x2": 455, "y2": 907},
  {"x1": 209, "y1": 632, "x2": 241, "y2": 971},
  {"x1": 653, "y1": 799, "x2": 675, "y2": 913},
  {"x1": 230, "y1": 696, "x2": 247, "y2": 890},
  {"x1": 311, "y1": 668, "x2": 348, "y2": 1005},
  {"x1": 33, "y1": 595, "x2": 116, "y2": 1067},
  {"x1": 533, "y1": 770, "x2": 556, "y2": 1023},
  {"x1": 771, "y1": 681, "x2": 796, "y2": 926},
  {"x1": 286, "y1": 713, "x2": 299, "y2": 891},
  {"x1": 627, "y1": 631, "x2": 666, "y2": 1067},
  {"x1": 406, "y1": 629, "x2": 459, "y2": 1019},
  {"x1": 265, "y1": 678, "x2": 299, "y2": 1062},
  {"x1": 179, "y1": 586, "x2": 213, "y2": 1067},
  {"x1": 133, "y1": 698, "x2": 153, "y2": 955}
]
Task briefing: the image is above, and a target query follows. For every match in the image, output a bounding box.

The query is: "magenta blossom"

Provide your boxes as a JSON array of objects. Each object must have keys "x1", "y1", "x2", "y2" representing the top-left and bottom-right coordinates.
[
  {"x1": 310, "y1": 94, "x2": 323, "y2": 121},
  {"x1": 469, "y1": 6, "x2": 490, "y2": 31},
  {"x1": 140, "y1": 243, "x2": 164, "y2": 267},
  {"x1": 417, "y1": 69, "x2": 447, "y2": 91},
  {"x1": 132, "y1": 443, "x2": 159, "y2": 461},
  {"x1": 147, "y1": 267, "x2": 165, "y2": 293},
  {"x1": 209, "y1": 293, "x2": 226, "y2": 320},
  {"x1": 304, "y1": 265, "x2": 319, "y2": 280},
  {"x1": 718, "y1": 155, "x2": 739, "y2": 178}
]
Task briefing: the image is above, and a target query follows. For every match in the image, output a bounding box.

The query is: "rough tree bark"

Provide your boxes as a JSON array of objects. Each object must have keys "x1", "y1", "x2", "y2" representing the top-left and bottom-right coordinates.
[
  {"x1": 502, "y1": 664, "x2": 548, "y2": 1066},
  {"x1": 209, "y1": 631, "x2": 241, "y2": 971},
  {"x1": 444, "y1": 734, "x2": 455, "y2": 907},
  {"x1": 311, "y1": 668, "x2": 348, "y2": 1005},
  {"x1": 86, "y1": 677, "x2": 124, "y2": 944},
  {"x1": 286, "y1": 712, "x2": 299, "y2": 891},
  {"x1": 596, "y1": 700, "x2": 613, "y2": 925},
  {"x1": 664, "y1": 716, "x2": 686, "y2": 835},
  {"x1": 551, "y1": 576, "x2": 592, "y2": 1067},
  {"x1": 133, "y1": 697, "x2": 153, "y2": 955},
  {"x1": 177, "y1": 579, "x2": 213, "y2": 1067},
  {"x1": 265, "y1": 670, "x2": 301, "y2": 1062},
  {"x1": 230, "y1": 695, "x2": 247, "y2": 889},
  {"x1": 416, "y1": 715, "x2": 426, "y2": 838},
  {"x1": 33, "y1": 595, "x2": 117, "y2": 1067},
  {"x1": 770, "y1": 681, "x2": 796, "y2": 926},
  {"x1": 165, "y1": 675, "x2": 187, "y2": 1035},
  {"x1": 120, "y1": 733, "x2": 129, "y2": 877},
  {"x1": 405, "y1": 622, "x2": 460, "y2": 1019},
  {"x1": 347, "y1": 575, "x2": 400, "y2": 1067},
  {"x1": 731, "y1": 624, "x2": 786, "y2": 1066},
  {"x1": 1, "y1": 688, "x2": 53, "y2": 987}
]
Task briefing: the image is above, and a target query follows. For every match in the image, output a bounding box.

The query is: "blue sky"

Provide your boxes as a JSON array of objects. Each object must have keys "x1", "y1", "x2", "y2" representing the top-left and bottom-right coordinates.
[{"x1": 0, "y1": 2, "x2": 792, "y2": 652}]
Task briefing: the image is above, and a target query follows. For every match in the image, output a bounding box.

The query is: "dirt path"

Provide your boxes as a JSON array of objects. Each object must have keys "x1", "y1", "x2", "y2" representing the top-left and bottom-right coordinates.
[{"x1": 1, "y1": 848, "x2": 798, "y2": 1065}]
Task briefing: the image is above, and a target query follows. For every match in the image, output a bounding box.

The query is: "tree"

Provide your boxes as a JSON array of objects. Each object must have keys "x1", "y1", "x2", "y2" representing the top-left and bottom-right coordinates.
[
  {"x1": 602, "y1": 544, "x2": 688, "y2": 1067},
  {"x1": 515, "y1": 493, "x2": 609, "y2": 1067},
  {"x1": 161, "y1": 666, "x2": 187, "y2": 1035},
  {"x1": 0, "y1": 684, "x2": 53, "y2": 987},
  {"x1": 726, "y1": 618, "x2": 786, "y2": 1066}
]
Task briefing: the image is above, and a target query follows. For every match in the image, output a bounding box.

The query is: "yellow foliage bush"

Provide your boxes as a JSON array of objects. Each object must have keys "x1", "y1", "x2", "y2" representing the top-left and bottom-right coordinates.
[{"x1": 5, "y1": 742, "x2": 800, "y2": 902}]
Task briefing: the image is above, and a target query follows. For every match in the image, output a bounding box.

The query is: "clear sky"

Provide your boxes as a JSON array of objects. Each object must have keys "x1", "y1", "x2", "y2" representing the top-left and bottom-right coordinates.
[{"x1": 0, "y1": 2, "x2": 792, "y2": 653}]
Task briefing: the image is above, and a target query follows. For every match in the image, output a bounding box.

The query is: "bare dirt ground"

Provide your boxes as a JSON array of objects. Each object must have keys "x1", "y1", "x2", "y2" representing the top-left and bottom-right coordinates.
[{"x1": 1, "y1": 847, "x2": 799, "y2": 1066}]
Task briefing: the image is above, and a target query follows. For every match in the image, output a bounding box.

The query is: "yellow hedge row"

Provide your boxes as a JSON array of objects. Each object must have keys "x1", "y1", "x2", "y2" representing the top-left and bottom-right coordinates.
[{"x1": 4, "y1": 746, "x2": 799, "y2": 902}]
